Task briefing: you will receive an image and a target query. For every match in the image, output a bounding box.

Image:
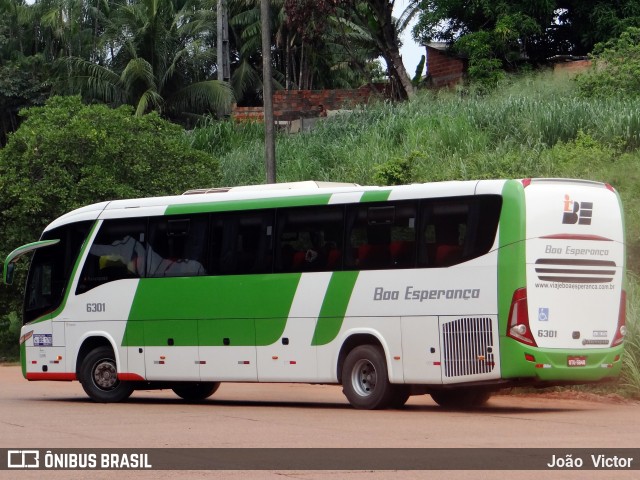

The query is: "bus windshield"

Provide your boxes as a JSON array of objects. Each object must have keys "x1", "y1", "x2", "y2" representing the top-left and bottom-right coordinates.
[{"x1": 24, "y1": 221, "x2": 93, "y2": 324}]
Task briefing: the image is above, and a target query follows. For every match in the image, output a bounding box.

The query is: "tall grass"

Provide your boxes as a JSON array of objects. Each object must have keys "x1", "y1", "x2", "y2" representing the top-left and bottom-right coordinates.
[
  {"x1": 191, "y1": 72, "x2": 640, "y2": 186},
  {"x1": 621, "y1": 274, "x2": 640, "y2": 396}
]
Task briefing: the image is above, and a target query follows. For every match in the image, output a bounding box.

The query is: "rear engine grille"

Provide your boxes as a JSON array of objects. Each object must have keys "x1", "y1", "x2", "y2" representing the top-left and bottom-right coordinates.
[
  {"x1": 535, "y1": 258, "x2": 616, "y2": 284},
  {"x1": 442, "y1": 317, "x2": 494, "y2": 378}
]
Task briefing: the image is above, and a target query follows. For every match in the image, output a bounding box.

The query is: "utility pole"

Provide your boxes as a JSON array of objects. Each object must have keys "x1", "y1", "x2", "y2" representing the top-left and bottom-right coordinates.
[
  {"x1": 217, "y1": 0, "x2": 230, "y2": 117},
  {"x1": 261, "y1": 0, "x2": 276, "y2": 183},
  {"x1": 217, "y1": 0, "x2": 230, "y2": 82}
]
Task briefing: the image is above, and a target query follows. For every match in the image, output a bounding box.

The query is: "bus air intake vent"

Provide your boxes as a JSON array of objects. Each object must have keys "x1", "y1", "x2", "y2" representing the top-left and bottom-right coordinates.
[
  {"x1": 442, "y1": 317, "x2": 494, "y2": 378},
  {"x1": 535, "y1": 259, "x2": 616, "y2": 284}
]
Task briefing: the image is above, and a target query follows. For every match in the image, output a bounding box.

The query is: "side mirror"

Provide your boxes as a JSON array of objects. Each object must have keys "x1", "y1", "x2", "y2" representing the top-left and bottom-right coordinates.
[
  {"x1": 4, "y1": 262, "x2": 15, "y2": 285},
  {"x1": 3, "y1": 239, "x2": 60, "y2": 286}
]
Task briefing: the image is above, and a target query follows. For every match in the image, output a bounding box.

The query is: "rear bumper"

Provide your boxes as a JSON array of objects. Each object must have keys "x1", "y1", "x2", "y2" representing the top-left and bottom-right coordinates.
[{"x1": 500, "y1": 338, "x2": 624, "y2": 382}]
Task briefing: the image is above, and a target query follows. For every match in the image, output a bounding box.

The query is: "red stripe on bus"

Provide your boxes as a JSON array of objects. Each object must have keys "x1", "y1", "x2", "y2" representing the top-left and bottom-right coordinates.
[
  {"x1": 26, "y1": 372, "x2": 76, "y2": 381},
  {"x1": 118, "y1": 373, "x2": 145, "y2": 381},
  {"x1": 540, "y1": 234, "x2": 613, "y2": 242}
]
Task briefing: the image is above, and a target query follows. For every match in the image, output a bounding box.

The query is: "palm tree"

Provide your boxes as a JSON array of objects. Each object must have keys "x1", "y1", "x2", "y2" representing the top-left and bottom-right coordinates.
[
  {"x1": 230, "y1": 0, "x2": 374, "y2": 99},
  {"x1": 338, "y1": 0, "x2": 419, "y2": 100},
  {"x1": 59, "y1": 0, "x2": 234, "y2": 121}
]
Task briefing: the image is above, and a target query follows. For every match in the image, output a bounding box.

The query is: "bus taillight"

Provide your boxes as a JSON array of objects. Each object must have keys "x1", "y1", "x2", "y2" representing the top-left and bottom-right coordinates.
[
  {"x1": 611, "y1": 290, "x2": 627, "y2": 347},
  {"x1": 507, "y1": 288, "x2": 537, "y2": 346}
]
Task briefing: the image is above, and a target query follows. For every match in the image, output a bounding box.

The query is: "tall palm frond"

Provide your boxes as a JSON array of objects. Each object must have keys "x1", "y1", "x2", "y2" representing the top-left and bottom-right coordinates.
[
  {"x1": 136, "y1": 88, "x2": 164, "y2": 115},
  {"x1": 121, "y1": 56, "x2": 157, "y2": 93},
  {"x1": 231, "y1": 58, "x2": 262, "y2": 100},
  {"x1": 167, "y1": 80, "x2": 235, "y2": 116},
  {"x1": 57, "y1": 56, "x2": 126, "y2": 104}
]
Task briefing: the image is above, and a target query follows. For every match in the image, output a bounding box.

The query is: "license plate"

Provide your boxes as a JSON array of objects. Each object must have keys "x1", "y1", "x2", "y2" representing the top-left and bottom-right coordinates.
[{"x1": 567, "y1": 356, "x2": 587, "y2": 367}]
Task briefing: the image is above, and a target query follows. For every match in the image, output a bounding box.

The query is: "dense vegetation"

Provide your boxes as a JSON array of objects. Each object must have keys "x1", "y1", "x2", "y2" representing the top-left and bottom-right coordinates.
[
  {"x1": 0, "y1": 96, "x2": 220, "y2": 359},
  {"x1": 3, "y1": 0, "x2": 640, "y2": 144}
]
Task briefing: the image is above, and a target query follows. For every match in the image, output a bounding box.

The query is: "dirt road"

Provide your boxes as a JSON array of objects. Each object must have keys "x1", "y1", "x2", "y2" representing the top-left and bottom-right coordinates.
[{"x1": 1, "y1": 365, "x2": 638, "y2": 479}]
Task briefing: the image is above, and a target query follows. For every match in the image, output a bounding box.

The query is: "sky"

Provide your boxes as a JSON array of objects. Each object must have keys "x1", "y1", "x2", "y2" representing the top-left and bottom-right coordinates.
[{"x1": 395, "y1": 0, "x2": 427, "y2": 75}]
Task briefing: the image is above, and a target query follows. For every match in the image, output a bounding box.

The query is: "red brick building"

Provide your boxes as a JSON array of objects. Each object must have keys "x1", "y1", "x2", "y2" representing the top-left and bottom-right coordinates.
[{"x1": 425, "y1": 42, "x2": 467, "y2": 88}]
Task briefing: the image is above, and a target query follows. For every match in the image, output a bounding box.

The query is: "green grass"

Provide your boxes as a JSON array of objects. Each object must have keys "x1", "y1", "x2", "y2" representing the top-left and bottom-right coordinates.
[{"x1": 620, "y1": 274, "x2": 640, "y2": 396}]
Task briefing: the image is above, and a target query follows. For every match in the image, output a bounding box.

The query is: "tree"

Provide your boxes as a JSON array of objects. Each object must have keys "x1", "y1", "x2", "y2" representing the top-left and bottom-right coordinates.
[
  {"x1": 412, "y1": 0, "x2": 640, "y2": 66},
  {"x1": 58, "y1": 0, "x2": 234, "y2": 122},
  {"x1": 576, "y1": 27, "x2": 640, "y2": 98},
  {"x1": 0, "y1": 0, "x2": 51, "y2": 145},
  {"x1": 230, "y1": 0, "x2": 375, "y2": 102},
  {"x1": 0, "y1": 95, "x2": 221, "y2": 357},
  {"x1": 340, "y1": 0, "x2": 416, "y2": 100}
]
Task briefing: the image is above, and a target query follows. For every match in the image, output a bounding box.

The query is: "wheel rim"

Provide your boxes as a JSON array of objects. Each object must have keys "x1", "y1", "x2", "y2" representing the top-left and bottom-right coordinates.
[
  {"x1": 351, "y1": 358, "x2": 377, "y2": 397},
  {"x1": 92, "y1": 358, "x2": 118, "y2": 391}
]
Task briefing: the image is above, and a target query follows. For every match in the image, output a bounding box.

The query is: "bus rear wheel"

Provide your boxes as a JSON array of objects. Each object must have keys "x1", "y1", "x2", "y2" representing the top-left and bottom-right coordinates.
[
  {"x1": 430, "y1": 389, "x2": 492, "y2": 409},
  {"x1": 172, "y1": 382, "x2": 220, "y2": 401},
  {"x1": 79, "y1": 346, "x2": 134, "y2": 403},
  {"x1": 342, "y1": 345, "x2": 395, "y2": 410}
]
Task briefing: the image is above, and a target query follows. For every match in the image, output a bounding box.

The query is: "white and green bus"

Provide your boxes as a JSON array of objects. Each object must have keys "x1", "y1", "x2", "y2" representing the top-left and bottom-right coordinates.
[{"x1": 3, "y1": 179, "x2": 627, "y2": 409}]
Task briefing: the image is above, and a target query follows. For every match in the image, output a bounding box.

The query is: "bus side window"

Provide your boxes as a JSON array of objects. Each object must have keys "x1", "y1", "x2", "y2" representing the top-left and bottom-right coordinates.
[
  {"x1": 146, "y1": 215, "x2": 208, "y2": 278},
  {"x1": 345, "y1": 201, "x2": 417, "y2": 270},
  {"x1": 418, "y1": 196, "x2": 502, "y2": 268},
  {"x1": 275, "y1": 205, "x2": 345, "y2": 273},
  {"x1": 214, "y1": 210, "x2": 275, "y2": 275},
  {"x1": 76, "y1": 219, "x2": 147, "y2": 294}
]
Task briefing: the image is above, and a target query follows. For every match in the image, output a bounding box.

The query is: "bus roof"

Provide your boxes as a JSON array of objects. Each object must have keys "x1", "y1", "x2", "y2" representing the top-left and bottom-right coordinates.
[{"x1": 41, "y1": 178, "x2": 613, "y2": 232}]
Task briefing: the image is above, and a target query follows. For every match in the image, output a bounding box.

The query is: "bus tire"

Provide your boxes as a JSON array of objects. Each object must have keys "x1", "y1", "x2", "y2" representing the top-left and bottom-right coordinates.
[
  {"x1": 342, "y1": 345, "x2": 394, "y2": 410},
  {"x1": 430, "y1": 389, "x2": 492, "y2": 409},
  {"x1": 79, "y1": 346, "x2": 134, "y2": 403},
  {"x1": 172, "y1": 382, "x2": 220, "y2": 401}
]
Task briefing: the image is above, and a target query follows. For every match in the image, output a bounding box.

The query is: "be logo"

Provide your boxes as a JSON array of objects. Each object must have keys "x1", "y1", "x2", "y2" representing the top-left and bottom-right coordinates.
[{"x1": 562, "y1": 195, "x2": 593, "y2": 225}]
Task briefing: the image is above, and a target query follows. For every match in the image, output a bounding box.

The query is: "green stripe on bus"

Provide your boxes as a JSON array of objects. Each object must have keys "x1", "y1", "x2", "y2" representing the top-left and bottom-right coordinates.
[
  {"x1": 497, "y1": 180, "x2": 526, "y2": 319},
  {"x1": 124, "y1": 273, "x2": 301, "y2": 347},
  {"x1": 311, "y1": 271, "x2": 359, "y2": 346},
  {"x1": 166, "y1": 194, "x2": 333, "y2": 215},
  {"x1": 360, "y1": 190, "x2": 391, "y2": 203},
  {"x1": 497, "y1": 180, "x2": 528, "y2": 377},
  {"x1": 21, "y1": 342, "x2": 26, "y2": 378}
]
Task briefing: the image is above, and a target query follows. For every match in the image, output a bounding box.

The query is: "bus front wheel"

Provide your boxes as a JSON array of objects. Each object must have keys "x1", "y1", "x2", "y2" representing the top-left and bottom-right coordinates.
[
  {"x1": 79, "y1": 346, "x2": 134, "y2": 403},
  {"x1": 172, "y1": 382, "x2": 220, "y2": 401},
  {"x1": 342, "y1": 345, "x2": 395, "y2": 410}
]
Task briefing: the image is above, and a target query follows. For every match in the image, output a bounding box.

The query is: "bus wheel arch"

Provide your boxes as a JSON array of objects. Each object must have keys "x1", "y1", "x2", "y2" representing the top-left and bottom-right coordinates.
[
  {"x1": 77, "y1": 339, "x2": 133, "y2": 403},
  {"x1": 338, "y1": 335, "x2": 397, "y2": 410},
  {"x1": 341, "y1": 344, "x2": 396, "y2": 409},
  {"x1": 336, "y1": 333, "x2": 386, "y2": 384},
  {"x1": 76, "y1": 336, "x2": 115, "y2": 375}
]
